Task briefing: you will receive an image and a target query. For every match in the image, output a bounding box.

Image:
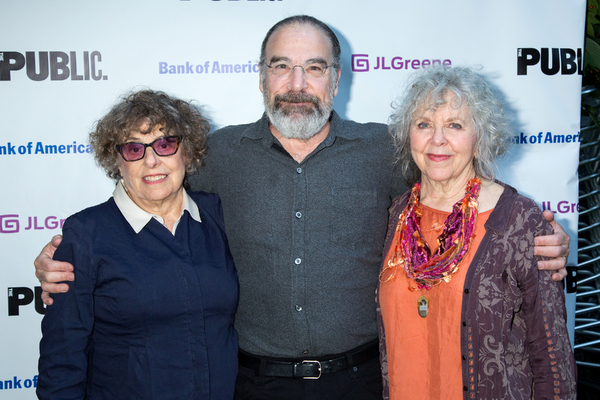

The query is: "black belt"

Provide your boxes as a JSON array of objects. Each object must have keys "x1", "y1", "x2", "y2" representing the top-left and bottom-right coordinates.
[{"x1": 238, "y1": 340, "x2": 379, "y2": 379}]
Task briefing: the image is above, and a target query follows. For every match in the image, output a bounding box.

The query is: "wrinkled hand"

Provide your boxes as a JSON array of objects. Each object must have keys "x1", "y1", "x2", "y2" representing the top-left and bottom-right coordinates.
[
  {"x1": 34, "y1": 235, "x2": 73, "y2": 305},
  {"x1": 534, "y1": 210, "x2": 570, "y2": 282}
]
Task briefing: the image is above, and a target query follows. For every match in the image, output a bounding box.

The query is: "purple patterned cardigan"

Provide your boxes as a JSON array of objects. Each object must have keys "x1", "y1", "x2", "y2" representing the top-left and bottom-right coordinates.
[{"x1": 376, "y1": 183, "x2": 577, "y2": 399}]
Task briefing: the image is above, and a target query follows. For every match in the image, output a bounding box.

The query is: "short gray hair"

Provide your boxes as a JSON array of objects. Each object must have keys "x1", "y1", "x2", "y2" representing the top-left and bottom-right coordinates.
[
  {"x1": 259, "y1": 15, "x2": 341, "y2": 70},
  {"x1": 389, "y1": 66, "x2": 512, "y2": 186},
  {"x1": 259, "y1": 15, "x2": 340, "y2": 90}
]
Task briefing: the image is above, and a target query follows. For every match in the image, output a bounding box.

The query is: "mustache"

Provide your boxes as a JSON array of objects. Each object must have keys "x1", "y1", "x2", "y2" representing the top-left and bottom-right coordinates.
[{"x1": 273, "y1": 92, "x2": 321, "y2": 109}]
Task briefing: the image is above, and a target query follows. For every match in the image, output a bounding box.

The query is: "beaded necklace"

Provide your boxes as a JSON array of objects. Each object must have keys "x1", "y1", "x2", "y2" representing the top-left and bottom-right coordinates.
[{"x1": 380, "y1": 178, "x2": 480, "y2": 291}]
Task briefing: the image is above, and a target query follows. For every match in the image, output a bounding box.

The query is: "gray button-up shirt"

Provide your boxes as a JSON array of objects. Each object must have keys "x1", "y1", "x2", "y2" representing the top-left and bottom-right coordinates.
[{"x1": 189, "y1": 111, "x2": 405, "y2": 358}]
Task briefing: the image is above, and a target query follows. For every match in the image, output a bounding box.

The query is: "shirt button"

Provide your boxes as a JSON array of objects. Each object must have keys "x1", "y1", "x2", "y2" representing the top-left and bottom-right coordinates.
[
  {"x1": 296, "y1": 167, "x2": 302, "y2": 173},
  {"x1": 302, "y1": 350, "x2": 309, "y2": 355},
  {"x1": 295, "y1": 304, "x2": 303, "y2": 312},
  {"x1": 462, "y1": 355, "x2": 466, "y2": 360},
  {"x1": 463, "y1": 386, "x2": 468, "y2": 391},
  {"x1": 464, "y1": 288, "x2": 470, "y2": 294},
  {"x1": 295, "y1": 211, "x2": 302, "y2": 219},
  {"x1": 295, "y1": 258, "x2": 302, "y2": 265},
  {"x1": 462, "y1": 321, "x2": 467, "y2": 326}
]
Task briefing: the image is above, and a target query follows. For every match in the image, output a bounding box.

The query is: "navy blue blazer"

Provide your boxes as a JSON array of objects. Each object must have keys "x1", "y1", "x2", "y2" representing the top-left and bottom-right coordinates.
[{"x1": 38, "y1": 191, "x2": 239, "y2": 399}]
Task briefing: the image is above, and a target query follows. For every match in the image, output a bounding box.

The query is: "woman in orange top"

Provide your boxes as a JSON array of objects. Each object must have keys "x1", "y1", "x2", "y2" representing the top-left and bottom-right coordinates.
[{"x1": 377, "y1": 67, "x2": 576, "y2": 399}]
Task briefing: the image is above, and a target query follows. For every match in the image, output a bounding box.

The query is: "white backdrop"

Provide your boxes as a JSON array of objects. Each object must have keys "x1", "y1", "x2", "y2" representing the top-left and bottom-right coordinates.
[{"x1": 0, "y1": 0, "x2": 585, "y2": 397}]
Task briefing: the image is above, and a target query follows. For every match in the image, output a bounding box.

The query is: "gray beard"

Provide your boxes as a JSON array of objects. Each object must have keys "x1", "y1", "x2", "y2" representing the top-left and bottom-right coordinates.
[{"x1": 264, "y1": 92, "x2": 333, "y2": 140}]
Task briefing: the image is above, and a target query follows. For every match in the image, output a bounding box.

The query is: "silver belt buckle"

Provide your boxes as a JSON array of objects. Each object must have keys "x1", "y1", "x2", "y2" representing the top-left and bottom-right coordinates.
[{"x1": 301, "y1": 360, "x2": 322, "y2": 379}]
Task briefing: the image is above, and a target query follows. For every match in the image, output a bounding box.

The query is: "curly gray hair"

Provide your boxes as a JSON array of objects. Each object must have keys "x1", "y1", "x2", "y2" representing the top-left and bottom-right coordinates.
[{"x1": 389, "y1": 66, "x2": 512, "y2": 186}]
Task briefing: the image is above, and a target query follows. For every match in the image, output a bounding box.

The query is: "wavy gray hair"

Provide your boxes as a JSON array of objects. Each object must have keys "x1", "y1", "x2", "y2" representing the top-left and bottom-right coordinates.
[{"x1": 389, "y1": 66, "x2": 512, "y2": 186}]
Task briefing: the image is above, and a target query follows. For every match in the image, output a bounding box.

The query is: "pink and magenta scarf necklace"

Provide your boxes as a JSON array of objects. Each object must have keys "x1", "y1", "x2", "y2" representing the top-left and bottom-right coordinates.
[{"x1": 380, "y1": 178, "x2": 481, "y2": 291}]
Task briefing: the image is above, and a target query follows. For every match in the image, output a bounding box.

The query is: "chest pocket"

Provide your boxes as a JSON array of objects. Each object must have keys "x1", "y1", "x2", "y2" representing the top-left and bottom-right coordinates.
[{"x1": 330, "y1": 188, "x2": 378, "y2": 249}]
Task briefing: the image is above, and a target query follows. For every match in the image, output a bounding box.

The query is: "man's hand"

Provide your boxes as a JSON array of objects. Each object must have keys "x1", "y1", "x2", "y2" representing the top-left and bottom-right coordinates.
[
  {"x1": 534, "y1": 210, "x2": 570, "y2": 282},
  {"x1": 34, "y1": 235, "x2": 74, "y2": 305}
]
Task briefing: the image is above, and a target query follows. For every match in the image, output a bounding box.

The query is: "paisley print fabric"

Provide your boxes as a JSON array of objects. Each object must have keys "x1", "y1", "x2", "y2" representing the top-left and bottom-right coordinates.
[{"x1": 377, "y1": 183, "x2": 576, "y2": 399}]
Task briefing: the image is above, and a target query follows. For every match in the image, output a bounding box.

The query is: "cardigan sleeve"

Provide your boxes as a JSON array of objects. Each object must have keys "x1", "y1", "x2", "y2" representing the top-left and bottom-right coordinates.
[
  {"x1": 377, "y1": 192, "x2": 410, "y2": 400},
  {"x1": 514, "y1": 201, "x2": 577, "y2": 398},
  {"x1": 37, "y1": 216, "x2": 96, "y2": 400}
]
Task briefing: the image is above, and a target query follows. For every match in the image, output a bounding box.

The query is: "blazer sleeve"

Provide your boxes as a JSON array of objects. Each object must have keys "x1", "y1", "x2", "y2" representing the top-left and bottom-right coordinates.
[
  {"x1": 37, "y1": 216, "x2": 96, "y2": 400},
  {"x1": 515, "y1": 202, "x2": 577, "y2": 398}
]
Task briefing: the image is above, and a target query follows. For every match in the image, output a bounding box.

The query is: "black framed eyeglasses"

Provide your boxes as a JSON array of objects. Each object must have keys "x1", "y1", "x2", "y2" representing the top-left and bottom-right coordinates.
[
  {"x1": 264, "y1": 61, "x2": 333, "y2": 77},
  {"x1": 115, "y1": 135, "x2": 182, "y2": 162}
]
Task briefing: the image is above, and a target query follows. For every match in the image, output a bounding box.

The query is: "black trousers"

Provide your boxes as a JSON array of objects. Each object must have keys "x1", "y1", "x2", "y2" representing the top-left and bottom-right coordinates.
[{"x1": 234, "y1": 356, "x2": 383, "y2": 400}]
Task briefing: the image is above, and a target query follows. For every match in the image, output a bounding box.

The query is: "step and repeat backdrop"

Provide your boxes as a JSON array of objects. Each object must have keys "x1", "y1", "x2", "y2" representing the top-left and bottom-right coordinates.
[{"x1": 1, "y1": 0, "x2": 585, "y2": 397}]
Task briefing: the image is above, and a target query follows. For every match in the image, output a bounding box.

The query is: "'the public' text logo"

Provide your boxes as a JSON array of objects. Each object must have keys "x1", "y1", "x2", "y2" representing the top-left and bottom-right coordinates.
[
  {"x1": 0, "y1": 51, "x2": 106, "y2": 81},
  {"x1": 517, "y1": 48, "x2": 582, "y2": 76},
  {"x1": 8, "y1": 287, "x2": 45, "y2": 315}
]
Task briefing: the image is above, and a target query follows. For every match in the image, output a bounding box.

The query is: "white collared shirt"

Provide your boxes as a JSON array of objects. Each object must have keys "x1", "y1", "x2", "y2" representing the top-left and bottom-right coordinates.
[{"x1": 113, "y1": 179, "x2": 201, "y2": 235}]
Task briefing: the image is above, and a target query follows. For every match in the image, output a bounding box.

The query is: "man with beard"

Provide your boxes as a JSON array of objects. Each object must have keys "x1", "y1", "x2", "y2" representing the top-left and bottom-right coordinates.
[
  {"x1": 189, "y1": 16, "x2": 404, "y2": 398},
  {"x1": 36, "y1": 15, "x2": 570, "y2": 400}
]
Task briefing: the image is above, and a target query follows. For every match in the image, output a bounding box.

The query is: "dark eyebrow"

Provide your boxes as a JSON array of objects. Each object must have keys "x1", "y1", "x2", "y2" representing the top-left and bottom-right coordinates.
[
  {"x1": 267, "y1": 56, "x2": 328, "y2": 65},
  {"x1": 304, "y1": 57, "x2": 328, "y2": 65},
  {"x1": 268, "y1": 56, "x2": 291, "y2": 64}
]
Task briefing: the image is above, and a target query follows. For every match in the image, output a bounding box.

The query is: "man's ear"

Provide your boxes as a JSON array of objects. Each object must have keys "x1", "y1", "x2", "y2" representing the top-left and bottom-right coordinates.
[
  {"x1": 333, "y1": 68, "x2": 341, "y2": 97},
  {"x1": 259, "y1": 67, "x2": 265, "y2": 94}
]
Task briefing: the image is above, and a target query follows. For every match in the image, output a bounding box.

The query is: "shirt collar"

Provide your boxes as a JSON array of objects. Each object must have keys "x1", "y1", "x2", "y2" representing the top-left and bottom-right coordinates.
[{"x1": 113, "y1": 179, "x2": 201, "y2": 234}]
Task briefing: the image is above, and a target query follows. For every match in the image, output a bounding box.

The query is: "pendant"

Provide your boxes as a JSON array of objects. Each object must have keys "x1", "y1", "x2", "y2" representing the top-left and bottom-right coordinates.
[{"x1": 417, "y1": 295, "x2": 429, "y2": 318}]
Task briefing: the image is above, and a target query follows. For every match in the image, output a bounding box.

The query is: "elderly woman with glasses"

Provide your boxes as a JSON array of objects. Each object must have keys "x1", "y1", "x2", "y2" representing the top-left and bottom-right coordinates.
[
  {"x1": 377, "y1": 67, "x2": 576, "y2": 399},
  {"x1": 37, "y1": 90, "x2": 238, "y2": 399}
]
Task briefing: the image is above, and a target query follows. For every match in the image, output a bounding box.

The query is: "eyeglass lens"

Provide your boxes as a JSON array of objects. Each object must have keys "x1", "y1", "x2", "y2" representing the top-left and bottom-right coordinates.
[
  {"x1": 119, "y1": 136, "x2": 180, "y2": 161},
  {"x1": 269, "y1": 62, "x2": 328, "y2": 77}
]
